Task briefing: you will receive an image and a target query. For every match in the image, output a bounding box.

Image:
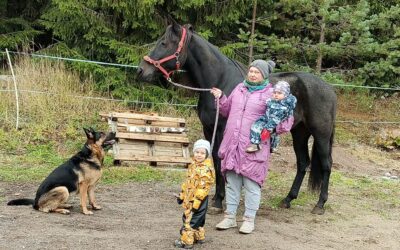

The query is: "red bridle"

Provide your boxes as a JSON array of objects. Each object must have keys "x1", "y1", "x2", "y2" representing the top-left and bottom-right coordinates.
[{"x1": 143, "y1": 27, "x2": 187, "y2": 80}]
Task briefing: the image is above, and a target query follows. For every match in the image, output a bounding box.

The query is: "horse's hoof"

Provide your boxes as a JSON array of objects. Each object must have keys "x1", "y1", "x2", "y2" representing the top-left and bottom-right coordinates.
[
  {"x1": 279, "y1": 200, "x2": 291, "y2": 209},
  {"x1": 207, "y1": 207, "x2": 223, "y2": 215},
  {"x1": 211, "y1": 199, "x2": 223, "y2": 209},
  {"x1": 311, "y1": 206, "x2": 325, "y2": 215}
]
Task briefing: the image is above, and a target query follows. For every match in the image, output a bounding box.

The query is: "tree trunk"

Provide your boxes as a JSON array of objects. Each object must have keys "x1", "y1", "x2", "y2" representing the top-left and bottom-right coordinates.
[
  {"x1": 248, "y1": 0, "x2": 257, "y2": 65},
  {"x1": 316, "y1": 16, "x2": 325, "y2": 74}
]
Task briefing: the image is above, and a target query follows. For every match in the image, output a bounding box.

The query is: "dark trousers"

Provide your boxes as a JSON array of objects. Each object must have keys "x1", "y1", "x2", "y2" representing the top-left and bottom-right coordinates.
[{"x1": 181, "y1": 196, "x2": 208, "y2": 230}]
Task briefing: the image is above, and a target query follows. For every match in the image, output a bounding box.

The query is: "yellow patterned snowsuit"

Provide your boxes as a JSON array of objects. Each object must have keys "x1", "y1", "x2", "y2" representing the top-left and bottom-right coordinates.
[{"x1": 178, "y1": 157, "x2": 215, "y2": 246}]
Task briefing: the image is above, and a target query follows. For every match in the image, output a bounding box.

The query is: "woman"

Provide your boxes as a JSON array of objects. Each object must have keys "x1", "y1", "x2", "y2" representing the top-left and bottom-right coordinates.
[{"x1": 210, "y1": 59, "x2": 294, "y2": 234}]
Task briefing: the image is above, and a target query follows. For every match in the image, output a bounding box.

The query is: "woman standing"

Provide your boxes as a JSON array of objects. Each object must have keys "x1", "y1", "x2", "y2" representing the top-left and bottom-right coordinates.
[{"x1": 210, "y1": 60, "x2": 294, "y2": 234}]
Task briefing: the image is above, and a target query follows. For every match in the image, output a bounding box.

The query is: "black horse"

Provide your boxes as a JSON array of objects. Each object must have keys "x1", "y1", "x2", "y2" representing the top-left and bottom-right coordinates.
[{"x1": 137, "y1": 22, "x2": 337, "y2": 215}]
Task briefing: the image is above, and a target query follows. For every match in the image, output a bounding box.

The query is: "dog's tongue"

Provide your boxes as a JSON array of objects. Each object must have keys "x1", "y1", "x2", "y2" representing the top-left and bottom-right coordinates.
[{"x1": 104, "y1": 139, "x2": 116, "y2": 145}]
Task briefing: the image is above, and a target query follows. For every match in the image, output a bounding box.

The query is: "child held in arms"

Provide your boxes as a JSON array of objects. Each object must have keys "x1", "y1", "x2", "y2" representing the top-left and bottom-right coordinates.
[{"x1": 246, "y1": 80, "x2": 297, "y2": 153}]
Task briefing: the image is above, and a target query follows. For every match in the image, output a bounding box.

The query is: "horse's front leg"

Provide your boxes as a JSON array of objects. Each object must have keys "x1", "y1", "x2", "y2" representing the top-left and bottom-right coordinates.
[
  {"x1": 204, "y1": 124, "x2": 225, "y2": 214},
  {"x1": 211, "y1": 155, "x2": 225, "y2": 209},
  {"x1": 280, "y1": 126, "x2": 310, "y2": 209},
  {"x1": 280, "y1": 165, "x2": 308, "y2": 209}
]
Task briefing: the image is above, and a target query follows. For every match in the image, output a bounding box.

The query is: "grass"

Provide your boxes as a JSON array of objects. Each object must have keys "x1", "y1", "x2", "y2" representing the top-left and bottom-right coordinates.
[
  {"x1": 260, "y1": 170, "x2": 400, "y2": 213},
  {"x1": 262, "y1": 171, "x2": 318, "y2": 209},
  {"x1": 330, "y1": 171, "x2": 400, "y2": 207},
  {"x1": 0, "y1": 165, "x2": 55, "y2": 182},
  {"x1": 0, "y1": 153, "x2": 185, "y2": 184},
  {"x1": 102, "y1": 165, "x2": 185, "y2": 185}
]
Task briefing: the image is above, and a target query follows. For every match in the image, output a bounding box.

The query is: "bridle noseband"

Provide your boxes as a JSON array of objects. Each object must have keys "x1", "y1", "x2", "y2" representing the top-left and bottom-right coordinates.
[{"x1": 143, "y1": 27, "x2": 187, "y2": 80}]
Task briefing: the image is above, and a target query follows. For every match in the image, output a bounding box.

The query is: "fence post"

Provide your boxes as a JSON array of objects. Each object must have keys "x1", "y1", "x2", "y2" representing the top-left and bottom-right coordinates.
[{"x1": 5, "y1": 48, "x2": 20, "y2": 129}]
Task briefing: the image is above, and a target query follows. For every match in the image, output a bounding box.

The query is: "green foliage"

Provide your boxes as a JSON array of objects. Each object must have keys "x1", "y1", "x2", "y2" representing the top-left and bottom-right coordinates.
[
  {"x1": 0, "y1": 18, "x2": 43, "y2": 50},
  {"x1": 1, "y1": 0, "x2": 399, "y2": 101},
  {"x1": 357, "y1": 4, "x2": 400, "y2": 88}
]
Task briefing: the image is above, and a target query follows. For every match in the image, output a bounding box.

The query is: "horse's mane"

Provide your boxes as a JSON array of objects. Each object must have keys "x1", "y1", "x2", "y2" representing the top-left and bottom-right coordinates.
[
  {"x1": 229, "y1": 58, "x2": 247, "y2": 77},
  {"x1": 181, "y1": 24, "x2": 247, "y2": 78}
]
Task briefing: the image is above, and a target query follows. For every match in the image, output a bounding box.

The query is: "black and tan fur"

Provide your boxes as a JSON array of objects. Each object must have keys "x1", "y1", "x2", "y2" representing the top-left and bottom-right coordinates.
[{"x1": 7, "y1": 128, "x2": 116, "y2": 215}]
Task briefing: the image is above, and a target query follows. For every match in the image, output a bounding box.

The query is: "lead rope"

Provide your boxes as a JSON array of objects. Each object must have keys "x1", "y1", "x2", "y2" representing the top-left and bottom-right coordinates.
[{"x1": 166, "y1": 77, "x2": 220, "y2": 153}]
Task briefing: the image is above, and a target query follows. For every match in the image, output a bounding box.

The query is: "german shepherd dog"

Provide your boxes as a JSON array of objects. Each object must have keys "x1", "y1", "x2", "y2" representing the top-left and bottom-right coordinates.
[{"x1": 7, "y1": 128, "x2": 116, "y2": 215}]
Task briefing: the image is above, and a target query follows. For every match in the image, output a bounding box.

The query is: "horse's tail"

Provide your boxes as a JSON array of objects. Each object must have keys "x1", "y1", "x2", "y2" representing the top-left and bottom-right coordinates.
[
  {"x1": 308, "y1": 124, "x2": 335, "y2": 192},
  {"x1": 7, "y1": 198, "x2": 34, "y2": 206}
]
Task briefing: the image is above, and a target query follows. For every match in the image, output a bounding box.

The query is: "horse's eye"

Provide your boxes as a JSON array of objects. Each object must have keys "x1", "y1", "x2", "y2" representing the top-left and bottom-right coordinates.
[{"x1": 161, "y1": 41, "x2": 166, "y2": 46}]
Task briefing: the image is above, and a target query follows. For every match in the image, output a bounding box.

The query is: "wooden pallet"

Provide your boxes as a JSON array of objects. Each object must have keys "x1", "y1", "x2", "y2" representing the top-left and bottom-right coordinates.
[{"x1": 100, "y1": 111, "x2": 191, "y2": 166}]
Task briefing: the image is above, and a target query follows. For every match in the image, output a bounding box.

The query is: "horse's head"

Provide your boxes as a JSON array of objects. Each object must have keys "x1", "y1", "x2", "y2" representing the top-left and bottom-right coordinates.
[{"x1": 137, "y1": 20, "x2": 190, "y2": 83}]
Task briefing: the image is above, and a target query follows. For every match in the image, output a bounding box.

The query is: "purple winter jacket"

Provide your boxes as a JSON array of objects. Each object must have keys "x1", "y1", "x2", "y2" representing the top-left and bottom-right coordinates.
[{"x1": 217, "y1": 82, "x2": 294, "y2": 186}]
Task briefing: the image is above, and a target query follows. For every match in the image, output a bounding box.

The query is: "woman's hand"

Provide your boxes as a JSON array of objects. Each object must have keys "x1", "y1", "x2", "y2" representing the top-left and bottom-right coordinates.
[{"x1": 210, "y1": 87, "x2": 223, "y2": 99}]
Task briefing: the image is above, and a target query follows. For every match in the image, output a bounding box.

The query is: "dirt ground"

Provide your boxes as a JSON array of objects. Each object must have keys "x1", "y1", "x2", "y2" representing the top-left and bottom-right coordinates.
[{"x1": 1, "y1": 144, "x2": 399, "y2": 250}]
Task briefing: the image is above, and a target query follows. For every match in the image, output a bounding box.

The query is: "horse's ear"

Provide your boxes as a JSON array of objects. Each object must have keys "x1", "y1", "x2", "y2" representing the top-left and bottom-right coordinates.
[
  {"x1": 155, "y1": 6, "x2": 169, "y2": 26},
  {"x1": 166, "y1": 14, "x2": 177, "y2": 25},
  {"x1": 166, "y1": 15, "x2": 181, "y2": 34},
  {"x1": 185, "y1": 24, "x2": 194, "y2": 32}
]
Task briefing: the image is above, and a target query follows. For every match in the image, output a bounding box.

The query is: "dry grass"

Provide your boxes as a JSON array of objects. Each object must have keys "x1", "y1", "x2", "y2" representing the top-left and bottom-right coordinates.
[
  {"x1": 335, "y1": 90, "x2": 400, "y2": 146},
  {"x1": 1, "y1": 57, "x2": 124, "y2": 131}
]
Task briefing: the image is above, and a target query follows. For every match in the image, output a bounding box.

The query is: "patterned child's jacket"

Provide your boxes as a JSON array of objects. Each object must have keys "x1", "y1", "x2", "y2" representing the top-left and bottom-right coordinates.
[
  {"x1": 264, "y1": 94, "x2": 297, "y2": 131},
  {"x1": 179, "y1": 158, "x2": 215, "y2": 210}
]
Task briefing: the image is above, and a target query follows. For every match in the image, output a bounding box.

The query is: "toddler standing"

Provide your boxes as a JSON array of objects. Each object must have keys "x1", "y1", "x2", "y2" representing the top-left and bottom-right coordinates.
[{"x1": 174, "y1": 139, "x2": 215, "y2": 249}]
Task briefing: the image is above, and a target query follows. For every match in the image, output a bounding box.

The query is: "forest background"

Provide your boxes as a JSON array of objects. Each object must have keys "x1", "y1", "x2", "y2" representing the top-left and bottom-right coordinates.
[{"x1": 1, "y1": 0, "x2": 399, "y2": 96}]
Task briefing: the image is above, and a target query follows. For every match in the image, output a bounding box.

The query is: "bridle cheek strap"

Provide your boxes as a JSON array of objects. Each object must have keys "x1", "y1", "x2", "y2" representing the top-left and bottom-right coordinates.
[{"x1": 143, "y1": 27, "x2": 187, "y2": 80}]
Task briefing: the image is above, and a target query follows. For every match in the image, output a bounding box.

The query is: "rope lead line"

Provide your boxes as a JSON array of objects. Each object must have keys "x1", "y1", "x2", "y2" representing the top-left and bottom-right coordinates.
[{"x1": 166, "y1": 78, "x2": 219, "y2": 153}]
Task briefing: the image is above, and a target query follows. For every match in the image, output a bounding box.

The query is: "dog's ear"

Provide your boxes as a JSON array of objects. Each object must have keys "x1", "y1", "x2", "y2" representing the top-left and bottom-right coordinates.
[
  {"x1": 83, "y1": 127, "x2": 90, "y2": 136},
  {"x1": 84, "y1": 127, "x2": 94, "y2": 141}
]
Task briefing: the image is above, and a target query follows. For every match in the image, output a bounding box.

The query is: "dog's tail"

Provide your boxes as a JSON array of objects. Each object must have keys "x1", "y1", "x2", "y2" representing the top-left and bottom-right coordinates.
[{"x1": 7, "y1": 198, "x2": 34, "y2": 206}]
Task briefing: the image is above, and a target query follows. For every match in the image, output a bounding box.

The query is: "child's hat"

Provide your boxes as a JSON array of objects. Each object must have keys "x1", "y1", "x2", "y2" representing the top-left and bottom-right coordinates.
[
  {"x1": 193, "y1": 139, "x2": 211, "y2": 155},
  {"x1": 273, "y1": 81, "x2": 291, "y2": 97}
]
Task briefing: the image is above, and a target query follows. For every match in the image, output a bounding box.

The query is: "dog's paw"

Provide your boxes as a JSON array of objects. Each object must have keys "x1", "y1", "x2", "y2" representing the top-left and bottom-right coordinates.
[
  {"x1": 63, "y1": 204, "x2": 73, "y2": 209},
  {"x1": 92, "y1": 205, "x2": 102, "y2": 210},
  {"x1": 82, "y1": 210, "x2": 94, "y2": 215},
  {"x1": 60, "y1": 209, "x2": 70, "y2": 215}
]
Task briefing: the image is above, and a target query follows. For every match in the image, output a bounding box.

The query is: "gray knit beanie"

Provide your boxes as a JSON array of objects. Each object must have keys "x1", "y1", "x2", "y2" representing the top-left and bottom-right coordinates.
[
  {"x1": 273, "y1": 80, "x2": 291, "y2": 97},
  {"x1": 193, "y1": 139, "x2": 211, "y2": 155},
  {"x1": 249, "y1": 59, "x2": 276, "y2": 79}
]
